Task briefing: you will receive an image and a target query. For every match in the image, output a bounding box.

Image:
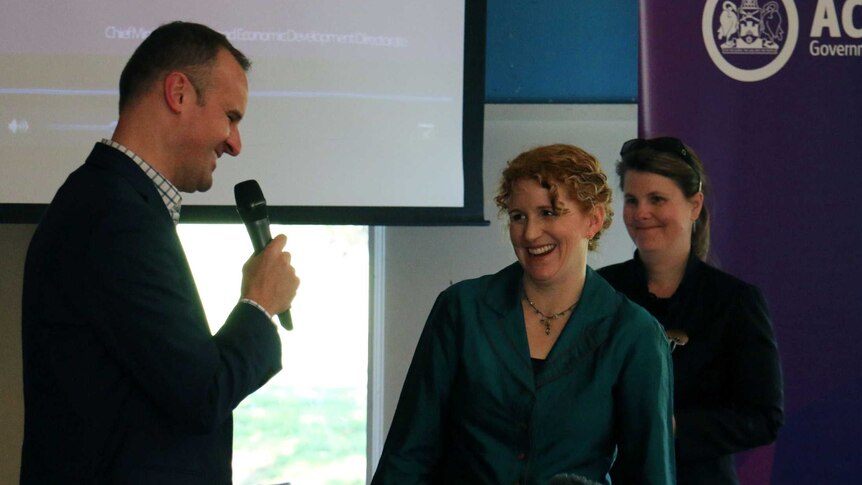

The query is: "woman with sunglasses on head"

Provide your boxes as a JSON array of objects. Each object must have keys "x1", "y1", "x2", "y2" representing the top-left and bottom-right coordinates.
[
  {"x1": 372, "y1": 144, "x2": 675, "y2": 484},
  {"x1": 598, "y1": 137, "x2": 784, "y2": 484}
]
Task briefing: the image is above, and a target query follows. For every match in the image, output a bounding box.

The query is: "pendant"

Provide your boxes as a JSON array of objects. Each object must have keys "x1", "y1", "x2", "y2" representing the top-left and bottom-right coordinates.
[{"x1": 542, "y1": 319, "x2": 551, "y2": 335}]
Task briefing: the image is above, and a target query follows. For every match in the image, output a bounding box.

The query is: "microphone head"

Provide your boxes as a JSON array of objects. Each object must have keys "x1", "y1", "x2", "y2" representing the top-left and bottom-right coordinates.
[{"x1": 234, "y1": 179, "x2": 268, "y2": 222}]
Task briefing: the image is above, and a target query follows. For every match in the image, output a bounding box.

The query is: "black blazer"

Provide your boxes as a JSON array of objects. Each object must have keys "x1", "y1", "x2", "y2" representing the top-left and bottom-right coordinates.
[
  {"x1": 599, "y1": 252, "x2": 783, "y2": 485},
  {"x1": 21, "y1": 143, "x2": 282, "y2": 484}
]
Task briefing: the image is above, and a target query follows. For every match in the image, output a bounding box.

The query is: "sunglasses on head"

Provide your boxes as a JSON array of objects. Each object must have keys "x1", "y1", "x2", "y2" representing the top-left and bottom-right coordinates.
[
  {"x1": 620, "y1": 137, "x2": 695, "y2": 166},
  {"x1": 620, "y1": 137, "x2": 702, "y2": 192}
]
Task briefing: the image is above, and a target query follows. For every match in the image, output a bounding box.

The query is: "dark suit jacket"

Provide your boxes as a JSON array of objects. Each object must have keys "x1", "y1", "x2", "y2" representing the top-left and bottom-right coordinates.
[
  {"x1": 20, "y1": 143, "x2": 282, "y2": 484},
  {"x1": 599, "y1": 252, "x2": 783, "y2": 485},
  {"x1": 372, "y1": 263, "x2": 675, "y2": 485}
]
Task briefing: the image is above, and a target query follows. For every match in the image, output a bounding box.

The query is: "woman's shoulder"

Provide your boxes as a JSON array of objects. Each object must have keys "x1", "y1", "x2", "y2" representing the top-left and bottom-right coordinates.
[
  {"x1": 596, "y1": 258, "x2": 637, "y2": 281},
  {"x1": 614, "y1": 292, "x2": 663, "y2": 329},
  {"x1": 597, "y1": 257, "x2": 647, "y2": 294},
  {"x1": 606, "y1": 294, "x2": 669, "y2": 349},
  {"x1": 694, "y1": 260, "x2": 763, "y2": 299},
  {"x1": 444, "y1": 262, "x2": 521, "y2": 292},
  {"x1": 426, "y1": 263, "x2": 522, "y2": 325},
  {"x1": 436, "y1": 262, "x2": 522, "y2": 309},
  {"x1": 587, "y1": 272, "x2": 664, "y2": 339}
]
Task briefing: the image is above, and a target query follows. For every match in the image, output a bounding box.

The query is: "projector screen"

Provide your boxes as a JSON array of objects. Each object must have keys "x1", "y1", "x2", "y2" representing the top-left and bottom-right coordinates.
[{"x1": 0, "y1": 0, "x2": 486, "y2": 225}]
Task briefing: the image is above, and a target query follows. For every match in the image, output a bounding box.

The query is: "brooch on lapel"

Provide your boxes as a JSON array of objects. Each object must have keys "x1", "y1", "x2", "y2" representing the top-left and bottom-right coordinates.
[{"x1": 665, "y1": 329, "x2": 689, "y2": 353}]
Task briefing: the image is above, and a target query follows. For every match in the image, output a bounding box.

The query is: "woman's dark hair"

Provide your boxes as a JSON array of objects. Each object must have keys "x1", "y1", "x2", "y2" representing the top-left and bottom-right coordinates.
[
  {"x1": 118, "y1": 21, "x2": 251, "y2": 113},
  {"x1": 617, "y1": 137, "x2": 710, "y2": 260}
]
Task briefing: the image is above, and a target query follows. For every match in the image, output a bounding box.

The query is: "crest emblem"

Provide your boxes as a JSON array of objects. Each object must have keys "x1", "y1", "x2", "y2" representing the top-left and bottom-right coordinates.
[{"x1": 703, "y1": 0, "x2": 798, "y2": 82}]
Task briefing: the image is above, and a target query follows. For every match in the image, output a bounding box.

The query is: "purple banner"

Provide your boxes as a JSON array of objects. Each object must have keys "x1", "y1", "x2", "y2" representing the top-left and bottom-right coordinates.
[{"x1": 640, "y1": 0, "x2": 861, "y2": 481}]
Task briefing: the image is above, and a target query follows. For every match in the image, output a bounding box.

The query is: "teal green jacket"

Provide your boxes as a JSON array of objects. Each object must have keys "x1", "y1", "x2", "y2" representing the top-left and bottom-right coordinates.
[{"x1": 373, "y1": 263, "x2": 675, "y2": 484}]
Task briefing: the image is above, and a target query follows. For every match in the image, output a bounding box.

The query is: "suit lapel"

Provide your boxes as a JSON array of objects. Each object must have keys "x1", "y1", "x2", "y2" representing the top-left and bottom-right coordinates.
[
  {"x1": 85, "y1": 143, "x2": 174, "y2": 228},
  {"x1": 474, "y1": 265, "x2": 623, "y2": 392},
  {"x1": 477, "y1": 263, "x2": 536, "y2": 393},
  {"x1": 85, "y1": 142, "x2": 199, "y2": 304},
  {"x1": 538, "y1": 268, "x2": 618, "y2": 388}
]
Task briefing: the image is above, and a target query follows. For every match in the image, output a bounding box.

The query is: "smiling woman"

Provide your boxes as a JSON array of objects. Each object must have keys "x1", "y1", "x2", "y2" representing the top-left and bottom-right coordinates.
[
  {"x1": 498, "y1": 145, "x2": 612, "y2": 303},
  {"x1": 371, "y1": 143, "x2": 675, "y2": 485},
  {"x1": 621, "y1": 171, "x2": 703, "y2": 275},
  {"x1": 598, "y1": 136, "x2": 783, "y2": 484}
]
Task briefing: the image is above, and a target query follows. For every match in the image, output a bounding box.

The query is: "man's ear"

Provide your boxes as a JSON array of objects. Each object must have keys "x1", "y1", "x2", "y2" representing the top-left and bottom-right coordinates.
[{"x1": 163, "y1": 72, "x2": 190, "y2": 113}]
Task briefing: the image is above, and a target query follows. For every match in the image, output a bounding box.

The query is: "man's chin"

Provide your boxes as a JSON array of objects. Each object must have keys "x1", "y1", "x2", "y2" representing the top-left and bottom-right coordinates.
[{"x1": 182, "y1": 178, "x2": 213, "y2": 194}]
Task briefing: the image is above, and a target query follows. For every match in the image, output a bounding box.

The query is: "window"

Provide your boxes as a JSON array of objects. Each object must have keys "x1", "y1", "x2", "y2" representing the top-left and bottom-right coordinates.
[{"x1": 178, "y1": 224, "x2": 369, "y2": 484}]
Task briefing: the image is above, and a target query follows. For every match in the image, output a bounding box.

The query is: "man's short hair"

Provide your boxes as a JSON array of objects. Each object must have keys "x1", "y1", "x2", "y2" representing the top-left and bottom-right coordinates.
[{"x1": 118, "y1": 21, "x2": 250, "y2": 112}]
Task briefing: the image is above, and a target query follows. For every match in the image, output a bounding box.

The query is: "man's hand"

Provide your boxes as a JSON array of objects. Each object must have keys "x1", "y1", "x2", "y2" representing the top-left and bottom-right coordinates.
[{"x1": 241, "y1": 234, "x2": 299, "y2": 317}]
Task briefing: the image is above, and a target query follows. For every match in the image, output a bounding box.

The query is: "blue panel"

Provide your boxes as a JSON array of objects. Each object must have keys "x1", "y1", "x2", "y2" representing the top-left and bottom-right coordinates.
[{"x1": 486, "y1": 0, "x2": 638, "y2": 103}]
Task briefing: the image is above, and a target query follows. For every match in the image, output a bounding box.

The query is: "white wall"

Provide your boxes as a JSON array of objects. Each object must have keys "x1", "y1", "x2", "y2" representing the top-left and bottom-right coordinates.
[{"x1": 377, "y1": 103, "x2": 638, "y2": 459}]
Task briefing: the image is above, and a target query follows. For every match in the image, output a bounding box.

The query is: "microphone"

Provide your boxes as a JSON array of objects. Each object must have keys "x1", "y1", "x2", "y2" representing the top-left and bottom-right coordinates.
[{"x1": 234, "y1": 179, "x2": 293, "y2": 330}]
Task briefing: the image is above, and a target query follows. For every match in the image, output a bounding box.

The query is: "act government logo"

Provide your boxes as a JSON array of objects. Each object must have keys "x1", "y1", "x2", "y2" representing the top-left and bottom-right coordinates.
[{"x1": 703, "y1": 0, "x2": 799, "y2": 82}]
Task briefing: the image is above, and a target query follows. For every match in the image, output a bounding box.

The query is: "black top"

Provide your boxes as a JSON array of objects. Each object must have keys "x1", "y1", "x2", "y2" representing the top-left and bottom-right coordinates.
[
  {"x1": 531, "y1": 357, "x2": 546, "y2": 374},
  {"x1": 599, "y1": 251, "x2": 784, "y2": 485}
]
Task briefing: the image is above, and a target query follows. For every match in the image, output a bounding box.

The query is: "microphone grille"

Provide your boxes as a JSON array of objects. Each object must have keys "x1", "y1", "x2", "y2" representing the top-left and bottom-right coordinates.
[{"x1": 234, "y1": 179, "x2": 268, "y2": 221}]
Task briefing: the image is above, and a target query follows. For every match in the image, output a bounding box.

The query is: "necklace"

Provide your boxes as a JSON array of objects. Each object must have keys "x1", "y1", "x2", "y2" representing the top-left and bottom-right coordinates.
[{"x1": 522, "y1": 291, "x2": 578, "y2": 336}]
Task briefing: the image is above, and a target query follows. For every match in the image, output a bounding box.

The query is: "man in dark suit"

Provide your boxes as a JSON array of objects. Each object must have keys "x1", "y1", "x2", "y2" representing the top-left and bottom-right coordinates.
[{"x1": 20, "y1": 21, "x2": 299, "y2": 484}]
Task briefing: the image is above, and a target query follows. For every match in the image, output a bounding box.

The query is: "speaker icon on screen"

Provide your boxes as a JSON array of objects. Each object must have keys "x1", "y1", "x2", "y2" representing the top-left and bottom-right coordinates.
[{"x1": 8, "y1": 118, "x2": 30, "y2": 134}]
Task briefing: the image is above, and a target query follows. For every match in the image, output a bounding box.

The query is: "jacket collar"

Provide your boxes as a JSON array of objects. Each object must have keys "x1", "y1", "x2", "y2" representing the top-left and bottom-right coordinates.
[
  {"x1": 84, "y1": 143, "x2": 172, "y2": 225},
  {"x1": 629, "y1": 250, "x2": 705, "y2": 333},
  {"x1": 478, "y1": 262, "x2": 621, "y2": 390},
  {"x1": 630, "y1": 249, "x2": 703, "y2": 300}
]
